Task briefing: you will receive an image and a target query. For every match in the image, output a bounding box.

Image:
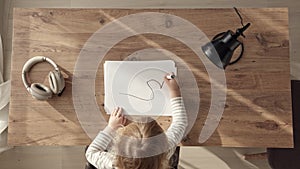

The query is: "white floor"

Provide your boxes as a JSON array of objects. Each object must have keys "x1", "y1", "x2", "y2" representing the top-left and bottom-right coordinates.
[{"x1": 1, "y1": 0, "x2": 300, "y2": 168}]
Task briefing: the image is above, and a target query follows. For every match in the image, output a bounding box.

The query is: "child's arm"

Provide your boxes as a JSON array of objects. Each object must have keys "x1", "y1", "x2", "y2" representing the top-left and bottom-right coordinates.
[
  {"x1": 85, "y1": 107, "x2": 126, "y2": 169},
  {"x1": 164, "y1": 74, "x2": 188, "y2": 154}
]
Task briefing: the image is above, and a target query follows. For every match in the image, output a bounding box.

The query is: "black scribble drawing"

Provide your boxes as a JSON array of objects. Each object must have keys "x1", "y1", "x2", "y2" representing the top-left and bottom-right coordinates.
[{"x1": 119, "y1": 79, "x2": 164, "y2": 101}]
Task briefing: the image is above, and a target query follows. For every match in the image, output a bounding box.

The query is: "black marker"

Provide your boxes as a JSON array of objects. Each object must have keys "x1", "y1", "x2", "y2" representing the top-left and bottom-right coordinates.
[{"x1": 166, "y1": 74, "x2": 175, "y2": 80}]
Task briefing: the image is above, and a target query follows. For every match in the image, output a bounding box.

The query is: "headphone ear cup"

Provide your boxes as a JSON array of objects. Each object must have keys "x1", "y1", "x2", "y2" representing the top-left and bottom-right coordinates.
[
  {"x1": 49, "y1": 70, "x2": 65, "y2": 95},
  {"x1": 30, "y1": 83, "x2": 52, "y2": 100},
  {"x1": 49, "y1": 71, "x2": 58, "y2": 94}
]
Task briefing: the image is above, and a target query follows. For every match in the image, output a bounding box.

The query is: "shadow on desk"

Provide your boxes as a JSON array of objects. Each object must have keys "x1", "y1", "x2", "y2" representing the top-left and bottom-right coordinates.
[{"x1": 47, "y1": 67, "x2": 78, "y2": 124}]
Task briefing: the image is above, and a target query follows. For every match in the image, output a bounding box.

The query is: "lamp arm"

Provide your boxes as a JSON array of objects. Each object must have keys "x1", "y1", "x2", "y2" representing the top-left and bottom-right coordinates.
[{"x1": 229, "y1": 42, "x2": 244, "y2": 65}]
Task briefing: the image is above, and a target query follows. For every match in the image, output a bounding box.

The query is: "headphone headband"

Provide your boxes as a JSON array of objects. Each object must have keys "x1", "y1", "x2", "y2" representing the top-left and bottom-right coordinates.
[{"x1": 22, "y1": 56, "x2": 59, "y2": 89}]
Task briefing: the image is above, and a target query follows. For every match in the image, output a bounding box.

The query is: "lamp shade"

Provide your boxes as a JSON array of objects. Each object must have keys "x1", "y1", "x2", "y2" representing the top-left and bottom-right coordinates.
[
  {"x1": 202, "y1": 23, "x2": 250, "y2": 69},
  {"x1": 202, "y1": 30, "x2": 241, "y2": 69}
]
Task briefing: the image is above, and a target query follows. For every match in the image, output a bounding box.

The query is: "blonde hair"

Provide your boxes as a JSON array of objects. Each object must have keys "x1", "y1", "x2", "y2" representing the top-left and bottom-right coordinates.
[{"x1": 113, "y1": 119, "x2": 169, "y2": 169}]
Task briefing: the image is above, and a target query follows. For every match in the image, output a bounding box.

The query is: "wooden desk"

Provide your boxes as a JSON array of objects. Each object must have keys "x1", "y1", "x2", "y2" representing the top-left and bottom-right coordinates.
[{"x1": 9, "y1": 8, "x2": 293, "y2": 147}]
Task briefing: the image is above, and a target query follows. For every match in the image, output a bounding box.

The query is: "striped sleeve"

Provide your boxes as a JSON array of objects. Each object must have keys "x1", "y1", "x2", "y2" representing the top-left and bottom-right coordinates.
[
  {"x1": 166, "y1": 97, "x2": 188, "y2": 157},
  {"x1": 85, "y1": 126, "x2": 115, "y2": 169}
]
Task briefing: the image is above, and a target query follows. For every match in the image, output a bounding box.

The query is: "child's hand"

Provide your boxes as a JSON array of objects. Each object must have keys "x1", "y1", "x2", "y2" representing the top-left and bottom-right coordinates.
[
  {"x1": 164, "y1": 73, "x2": 181, "y2": 98},
  {"x1": 108, "y1": 107, "x2": 126, "y2": 130}
]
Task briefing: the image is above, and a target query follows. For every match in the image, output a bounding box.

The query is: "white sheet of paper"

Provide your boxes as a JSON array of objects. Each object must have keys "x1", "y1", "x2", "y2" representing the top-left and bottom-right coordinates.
[{"x1": 104, "y1": 60, "x2": 176, "y2": 116}]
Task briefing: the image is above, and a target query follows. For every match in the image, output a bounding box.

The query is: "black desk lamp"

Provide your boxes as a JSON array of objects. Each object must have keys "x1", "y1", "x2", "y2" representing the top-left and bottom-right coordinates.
[{"x1": 202, "y1": 8, "x2": 251, "y2": 69}]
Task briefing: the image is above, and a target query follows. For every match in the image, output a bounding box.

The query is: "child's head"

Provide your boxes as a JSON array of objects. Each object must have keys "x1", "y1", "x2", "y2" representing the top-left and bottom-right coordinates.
[{"x1": 114, "y1": 119, "x2": 169, "y2": 169}]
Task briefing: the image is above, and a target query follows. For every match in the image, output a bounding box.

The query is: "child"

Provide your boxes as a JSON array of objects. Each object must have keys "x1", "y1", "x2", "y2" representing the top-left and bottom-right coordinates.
[{"x1": 85, "y1": 74, "x2": 187, "y2": 169}]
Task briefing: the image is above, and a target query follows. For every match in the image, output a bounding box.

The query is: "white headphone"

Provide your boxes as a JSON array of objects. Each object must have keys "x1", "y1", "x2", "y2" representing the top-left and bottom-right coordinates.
[{"x1": 22, "y1": 56, "x2": 65, "y2": 100}]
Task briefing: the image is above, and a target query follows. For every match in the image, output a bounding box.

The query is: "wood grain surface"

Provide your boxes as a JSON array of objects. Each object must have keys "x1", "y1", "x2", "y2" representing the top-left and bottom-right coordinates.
[{"x1": 9, "y1": 8, "x2": 292, "y2": 147}]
